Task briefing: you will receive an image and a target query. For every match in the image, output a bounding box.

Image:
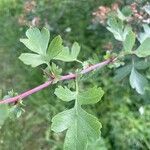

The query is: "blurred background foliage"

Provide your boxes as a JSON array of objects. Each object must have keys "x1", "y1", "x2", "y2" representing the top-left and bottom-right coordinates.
[{"x1": 0, "y1": 0, "x2": 149, "y2": 150}]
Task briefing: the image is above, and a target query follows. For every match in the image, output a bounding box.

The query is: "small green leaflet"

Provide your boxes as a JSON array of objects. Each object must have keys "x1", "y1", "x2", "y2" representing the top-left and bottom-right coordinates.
[
  {"x1": 47, "y1": 35, "x2": 63, "y2": 60},
  {"x1": 52, "y1": 86, "x2": 104, "y2": 150},
  {"x1": 123, "y1": 31, "x2": 135, "y2": 52},
  {"x1": 54, "y1": 42, "x2": 80, "y2": 62},
  {"x1": 0, "y1": 104, "x2": 9, "y2": 126},
  {"x1": 20, "y1": 27, "x2": 50, "y2": 55},
  {"x1": 129, "y1": 67, "x2": 148, "y2": 95},
  {"x1": 19, "y1": 27, "x2": 50, "y2": 67},
  {"x1": 19, "y1": 53, "x2": 47, "y2": 67},
  {"x1": 135, "y1": 38, "x2": 150, "y2": 58},
  {"x1": 54, "y1": 86, "x2": 76, "y2": 102}
]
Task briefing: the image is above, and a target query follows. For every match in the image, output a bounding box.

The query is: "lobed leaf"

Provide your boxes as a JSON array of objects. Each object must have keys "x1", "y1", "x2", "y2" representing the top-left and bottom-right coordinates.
[
  {"x1": 20, "y1": 27, "x2": 81, "y2": 69},
  {"x1": 53, "y1": 85, "x2": 103, "y2": 149},
  {"x1": 19, "y1": 27, "x2": 69, "y2": 68},
  {"x1": 20, "y1": 27, "x2": 50, "y2": 55},
  {"x1": 62, "y1": 108, "x2": 101, "y2": 150},
  {"x1": 54, "y1": 42, "x2": 80, "y2": 62}
]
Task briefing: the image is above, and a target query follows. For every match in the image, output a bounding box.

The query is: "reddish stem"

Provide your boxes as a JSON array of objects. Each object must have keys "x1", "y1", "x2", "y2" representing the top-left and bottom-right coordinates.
[{"x1": 0, "y1": 59, "x2": 112, "y2": 104}]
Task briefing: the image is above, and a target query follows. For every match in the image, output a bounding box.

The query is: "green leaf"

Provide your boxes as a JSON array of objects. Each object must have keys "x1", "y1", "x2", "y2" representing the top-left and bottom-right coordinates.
[
  {"x1": 53, "y1": 85, "x2": 103, "y2": 149},
  {"x1": 19, "y1": 27, "x2": 69, "y2": 67},
  {"x1": 54, "y1": 42, "x2": 80, "y2": 62},
  {"x1": 63, "y1": 108, "x2": 101, "y2": 150},
  {"x1": 19, "y1": 53, "x2": 47, "y2": 67},
  {"x1": 40, "y1": 28, "x2": 50, "y2": 54},
  {"x1": 0, "y1": 104, "x2": 9, "y2": 126},
  {"x1": 47, "y1": 35, "x2": 63, "y2": 60},
  {"x1": 78, "y1": 87, "x2": 104, "y2": 105},
  {"x1": 70, "y1": 42, "x2": 80, "y2": 59},
  {"x1": 52, "y1": 107, "x2": 101, "y2": 150},
  {"x1": 123, "y1": 31, "x2": 135, "y2": 52},
  {"x1": 20, "y1": 27, "x2": 50, "y2": 55},
  {"x1": 135, "y1": 38, "x2": 150, "y2": 57},
  {"x1": 54, "y1": 86, "x2": 76, "y2": 102},
  {"x1": 19, "y1": 27, "x2": 51, "y2": 67},
  {"x1": 129, "y1": 67, "x2": 148, "y2": 95}
]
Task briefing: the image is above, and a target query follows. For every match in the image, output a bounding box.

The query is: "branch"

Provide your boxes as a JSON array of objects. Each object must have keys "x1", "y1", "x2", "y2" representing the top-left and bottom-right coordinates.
[{"x1": 0, "y1": 58, "x2": 113, "y2": 104}]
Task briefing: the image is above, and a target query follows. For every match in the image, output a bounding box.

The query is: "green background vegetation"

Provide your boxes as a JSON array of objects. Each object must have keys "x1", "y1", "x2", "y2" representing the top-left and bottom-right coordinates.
[{"x1": 0, "y1": 0, "x2": 149, "y2": 150}]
